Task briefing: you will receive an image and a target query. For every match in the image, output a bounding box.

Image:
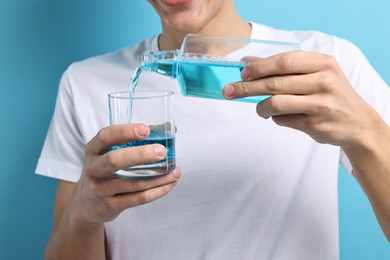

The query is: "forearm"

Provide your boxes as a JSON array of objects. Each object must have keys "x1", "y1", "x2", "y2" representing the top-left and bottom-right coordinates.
[
  {"x1": 45, "y1": 198, "x2": 106, "y2": 260},
  {"x1": 343, "y1": 117, "x2": 390, "y2": 241}
]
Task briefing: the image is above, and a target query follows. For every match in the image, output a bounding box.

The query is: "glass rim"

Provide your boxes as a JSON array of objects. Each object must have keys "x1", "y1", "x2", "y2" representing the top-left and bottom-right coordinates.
[{"x1": 108, "y1": 90, "x2": 174, "y2": 100}]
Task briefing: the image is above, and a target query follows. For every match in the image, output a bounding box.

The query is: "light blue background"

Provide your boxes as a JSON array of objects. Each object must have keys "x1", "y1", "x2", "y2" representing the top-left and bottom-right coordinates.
[{"x1": 1, "y1": 1, "x2": 389, "y2": 259}]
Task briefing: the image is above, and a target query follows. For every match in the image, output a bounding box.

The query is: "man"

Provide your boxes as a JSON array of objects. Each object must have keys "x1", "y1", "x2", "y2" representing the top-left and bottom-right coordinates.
[{"x1": 36, "y1": 0, "x2": 390, "y2": 259}]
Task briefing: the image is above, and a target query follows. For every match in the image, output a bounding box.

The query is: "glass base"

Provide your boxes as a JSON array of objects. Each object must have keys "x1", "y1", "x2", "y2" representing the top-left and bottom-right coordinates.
[{"x1": 114, "y1": 160, "x2": 175, "y2": 179}]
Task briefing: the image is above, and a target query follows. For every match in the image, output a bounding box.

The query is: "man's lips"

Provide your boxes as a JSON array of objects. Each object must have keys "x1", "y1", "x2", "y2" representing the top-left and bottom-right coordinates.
[{"x1": 160, "y1": 0, "x2": 193, "y2": 7}]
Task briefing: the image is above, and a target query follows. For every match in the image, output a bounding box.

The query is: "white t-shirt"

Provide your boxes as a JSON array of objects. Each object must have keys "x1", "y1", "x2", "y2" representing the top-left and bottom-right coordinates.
[{"x1": 35, "y1": 23, "x2": 390, "y2": 259}]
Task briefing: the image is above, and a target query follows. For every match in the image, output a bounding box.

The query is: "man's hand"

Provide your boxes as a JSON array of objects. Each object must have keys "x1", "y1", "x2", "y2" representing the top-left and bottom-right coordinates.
[
  {"x1": 223, "y1": 50, "x2": 390, "y2": 241},
  {"x1": 45, "y1": 123, "x2": 181, "y2": 260},
  {"x1": 73, "y1": 123, "x2": 181, "y2": 225},
  {"x1": 223, "y1": 50, "x2": 378, "y2": 149}
]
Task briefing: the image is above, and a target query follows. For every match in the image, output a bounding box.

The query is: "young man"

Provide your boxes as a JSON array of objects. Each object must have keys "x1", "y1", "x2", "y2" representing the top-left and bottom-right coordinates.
[{"x1": 36, "y1": 0, "x2": 390, "y2": 259}]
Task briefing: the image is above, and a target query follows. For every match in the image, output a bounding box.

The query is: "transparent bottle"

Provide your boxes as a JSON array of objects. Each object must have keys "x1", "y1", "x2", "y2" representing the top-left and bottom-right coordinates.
[{"x1": 141, "y1": 34, "x2": 300, "y2": 103}]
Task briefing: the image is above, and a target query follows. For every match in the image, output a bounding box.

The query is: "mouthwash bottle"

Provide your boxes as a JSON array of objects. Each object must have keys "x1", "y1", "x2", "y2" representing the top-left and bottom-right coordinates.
[
  {"x1": 138, "y1": 34, "x2": 300, "y2": 103},
  {"x1": 140, "y1": 50, "x2": 264, "y2": 103}
]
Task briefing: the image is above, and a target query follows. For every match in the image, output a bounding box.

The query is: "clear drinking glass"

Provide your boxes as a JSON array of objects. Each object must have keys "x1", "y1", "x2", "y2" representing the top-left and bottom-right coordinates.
[
  {"x1": 141, "y1": 34, "x2": 300, "y2": 103},
  {"x1": 108, "y1": 90, "x2": 175, "y2": 178}
]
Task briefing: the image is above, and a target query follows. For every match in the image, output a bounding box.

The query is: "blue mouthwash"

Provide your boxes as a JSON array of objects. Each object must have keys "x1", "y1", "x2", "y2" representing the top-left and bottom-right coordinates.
[
  {"x1": 138, "y1": 50, "x2": 267, "y2": 103},
  {"x1": 109, "y1": 130, "x2": 176, "y2": 174}
]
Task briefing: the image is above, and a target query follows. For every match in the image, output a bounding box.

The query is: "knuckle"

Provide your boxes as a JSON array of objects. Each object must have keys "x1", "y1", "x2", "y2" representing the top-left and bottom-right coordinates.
[
  {"x1": 304, "y1": 115, "x2": 329, "y2": 134},
  {"x1": 321, "y1": 54, "x2": 338, "y2": 69},
  {"x1": 104, "y1": 151, "x2": 120, "y2": 169},
  {"x1": 269, "y1": 95, "x2": 285, "y2": 113},
  {"x1": 271, "y1": 115, "x2": 287, "y2": 126},
  {"x1": 303, "y1": 116, "x2": 316, "y2": 130},
  {"x1": 133, "y1": 145, "x2": 154, "y2": 163},
  {"x1": 82, "y1": 163, "x2": 95, "y2": 177},
  {"x1": 118, "y1": 125, "x2": 131, "y2": 138},
  {"x1": 131, "y1": 180, "x2": 144, "y2": 192},
  {"x1": 234, "y1": 82, "x2": 250, "y2": 97},
  {"x1": 278, "y1": 53, "x2": 295, "y2": 72},
  {"x1": 315, "y1": 102, "x2": 332, "y2": 116},
  {"x1": 266, "y1": 77, "x2": 283, "y2": 93},
  {"x1": 161, "y1": 183, "x2": 173, "y2": 195},
  {"x1": 96, "y1": 127, "x2": 111, "y2": 147},
  {"x1": 136, "y1": 192, "x2": 150, "y2": 205},
  {"x1": 140, "y1": 146, "x2": 152, "y2": 158},
  {"x1": 249, "y1": 61, "x2": 263, "y2": 77},
  {"x1": 318, "y1": 73, "x2": 337, "y2": 92},
  {"x1": 84, "y1": 144, "x2": 92, "y2": 155},
  {"x1": 84, "y1": 139, "x2": 97, "y2": 156},
  {"x1": 90, "y1": 181, "x2": 104, "y2": 198}
]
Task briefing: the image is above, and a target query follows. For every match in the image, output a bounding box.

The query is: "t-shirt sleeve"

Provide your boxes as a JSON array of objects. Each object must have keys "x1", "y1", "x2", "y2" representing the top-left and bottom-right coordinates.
[
  {"x1": 337, "y1": 39, "x2": 390, "y2": 174},
  {"x1": 35, "y1": 66, "x2": 85, "y2": 182}
]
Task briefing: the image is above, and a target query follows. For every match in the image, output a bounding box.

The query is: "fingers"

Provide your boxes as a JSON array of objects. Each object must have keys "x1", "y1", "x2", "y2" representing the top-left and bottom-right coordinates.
[
  {"x1": 97, "y1": 168, "x2": 181, "y2": 197},
  {"x1": 108, "y1": 177, "x2": 178, "y2": 211},
  {"x1": 84, "y1": 123, "x2": 168, "y2": 179},
  {"x1": 87, "y1": 124, "x2": 150, "y2": 155},
  {"x1": 85, "y1": 143, "x2": 167, "y2": 179},
  {"x1": 241, "y1": 51, "x2": 335, "y2": 80},
  {"x1": 76, "y1": 124, "x2": 181, "y2": 223},
  {"x1": 270, "y1": 113, "x2": 337, "y2": 145},
  {"x1": 223, "y1": 51, "x2": 339, "y2": 100},
  {"x1": 74, "y1": 168, "x2": 182, "y2": 223},
  {"x1": 224, "y1": 73, "x2": 320, "y2": 99},
  {"x1": 103, "y1": 144, "x2": 167, "y2": 174},
  {"x1": 255, "y1": 94, "x2": 318, "y2": 118}
]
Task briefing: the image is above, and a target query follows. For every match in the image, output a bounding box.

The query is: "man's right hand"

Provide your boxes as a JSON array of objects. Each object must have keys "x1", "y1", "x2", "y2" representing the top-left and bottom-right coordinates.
[
  {"x1": 72, "y1": 123, "x2": 181, "y2": 225},
  {"x1": 46, "y1": 123, "x2": 181, "y2": 260}
]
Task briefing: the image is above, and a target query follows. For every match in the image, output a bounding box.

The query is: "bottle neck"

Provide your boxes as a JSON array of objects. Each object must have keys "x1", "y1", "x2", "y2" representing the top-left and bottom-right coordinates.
[
  {"x1": 141, "y1": 50, "x2": 179, "y2": 65},
  {"x1": 141, "y1": 50, "x2": 180, "y2": 79}
]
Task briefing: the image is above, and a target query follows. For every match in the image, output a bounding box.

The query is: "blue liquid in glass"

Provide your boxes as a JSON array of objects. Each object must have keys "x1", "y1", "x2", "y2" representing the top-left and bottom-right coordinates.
[
  {"x1": 141, "y1": 58, "x2": 268, "y2": 103},
  {"x1": 109, "y1": 131, "x2": 175, "y2": 176}
]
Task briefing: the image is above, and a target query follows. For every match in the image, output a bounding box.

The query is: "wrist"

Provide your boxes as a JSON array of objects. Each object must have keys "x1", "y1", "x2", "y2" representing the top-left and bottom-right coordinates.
[
  {"x1": 342, "y1": 107, "x2": 384, "y2": 152},
  {"x1": 65, "y1": 192, "x2": 104, "y2": 232},
  {"x1": 342, "y1": 114, "x2": 390, "y2": 175}
]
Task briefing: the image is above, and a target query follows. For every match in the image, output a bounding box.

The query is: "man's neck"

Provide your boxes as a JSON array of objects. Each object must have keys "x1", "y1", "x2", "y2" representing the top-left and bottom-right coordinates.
[{"x1": 158, "y1": 7, "x2": 251, "y2": 50}]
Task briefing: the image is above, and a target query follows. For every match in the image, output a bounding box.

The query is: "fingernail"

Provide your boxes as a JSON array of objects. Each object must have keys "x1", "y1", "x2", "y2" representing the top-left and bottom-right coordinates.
[
  {"x1": 241, "y1": 67, "x2": 250, "y2": 80},
  {"x1": 223, "y1": 85, "x2": 235, "y2": 98},
  {"x1": 135, "y1": 125, "x2": 148, "y2": 136},
  {"x1": 154, "y1": 145, "x2": 166, "y2": 157}
]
